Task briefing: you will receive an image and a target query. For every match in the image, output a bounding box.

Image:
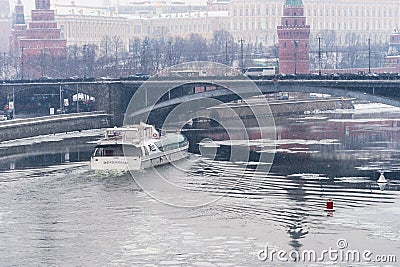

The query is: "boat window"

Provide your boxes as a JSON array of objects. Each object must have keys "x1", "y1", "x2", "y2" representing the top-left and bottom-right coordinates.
[
  {"x1": 93, "y1": 145, "x2": 124, "y2": 157},
  {"x1": 154, "y1": 135, "x2": 188, "y2": 152},
  {"x1": 105, "y1": 149, "x2": 114, "y2": 156}
]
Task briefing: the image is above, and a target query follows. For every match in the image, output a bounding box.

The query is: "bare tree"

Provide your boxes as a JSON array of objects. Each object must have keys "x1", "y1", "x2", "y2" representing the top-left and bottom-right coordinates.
[{"x1": 210, "y1": 29, "x2": 234, "y2": 65}]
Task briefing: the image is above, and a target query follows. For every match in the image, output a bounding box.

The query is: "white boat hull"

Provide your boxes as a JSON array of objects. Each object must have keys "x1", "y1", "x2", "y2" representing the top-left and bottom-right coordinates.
[
  {"x1": 90, "y1": 156, "x2": 139, "y2": 171},
  {"x1": 90, "y1": 145, "x2": 188, "y2": 171}
]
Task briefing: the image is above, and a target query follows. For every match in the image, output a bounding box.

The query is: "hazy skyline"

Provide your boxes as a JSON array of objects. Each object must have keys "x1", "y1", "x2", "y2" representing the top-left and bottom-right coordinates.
[{"x1": 8, "y1": 0, "x2": 207, "y2": 15}]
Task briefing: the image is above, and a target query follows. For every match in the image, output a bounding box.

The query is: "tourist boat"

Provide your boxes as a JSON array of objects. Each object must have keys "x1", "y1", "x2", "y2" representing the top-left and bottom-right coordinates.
[{"x1": 90, "y1": 122, "x2": 189, "y2": 171}]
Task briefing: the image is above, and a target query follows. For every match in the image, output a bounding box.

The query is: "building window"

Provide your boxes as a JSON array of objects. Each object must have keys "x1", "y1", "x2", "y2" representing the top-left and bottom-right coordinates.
[{"x1": 284, "y1": 41, "x2": 286, "y2": 48}]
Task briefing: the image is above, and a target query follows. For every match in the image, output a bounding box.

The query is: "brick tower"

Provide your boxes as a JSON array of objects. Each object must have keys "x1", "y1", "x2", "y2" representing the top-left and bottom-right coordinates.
[
  {"x1": 10, "y1": 0, "x2": 66, "y2": 78},
  {"x1": 21, "y1": 0, "x2": 66, "y2": 58},
  {"x1": 277, "y1": 0, "x2": 310, "y2": 74},
  {"x1": 9, "y1": 0, "x2": 27, "y2": 56}
]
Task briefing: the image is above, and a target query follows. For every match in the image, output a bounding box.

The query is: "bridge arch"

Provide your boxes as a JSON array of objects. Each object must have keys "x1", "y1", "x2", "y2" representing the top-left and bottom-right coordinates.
[{"x1": 128, "y1": 81, "x2": 400, "y2": 125}]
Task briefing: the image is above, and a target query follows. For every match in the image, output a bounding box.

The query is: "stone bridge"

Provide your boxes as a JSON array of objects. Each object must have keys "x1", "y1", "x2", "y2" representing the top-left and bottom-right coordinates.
[{"x1": 1, "y1": 78, "x2": 400, "y2": 125}]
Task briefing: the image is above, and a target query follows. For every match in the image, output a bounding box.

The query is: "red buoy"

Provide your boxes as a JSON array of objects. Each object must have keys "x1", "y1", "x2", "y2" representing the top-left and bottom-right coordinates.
[{"x1": 325, "y1": 198, "x2": 335, "y2": 212}]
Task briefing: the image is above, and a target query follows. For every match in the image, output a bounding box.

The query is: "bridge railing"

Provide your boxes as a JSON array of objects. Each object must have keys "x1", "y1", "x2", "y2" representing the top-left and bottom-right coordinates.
[{"x1": 0, "y1": 111, "x2": 108, "y2": 128}]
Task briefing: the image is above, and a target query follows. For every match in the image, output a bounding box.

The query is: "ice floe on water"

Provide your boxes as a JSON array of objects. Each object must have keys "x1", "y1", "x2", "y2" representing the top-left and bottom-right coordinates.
[{"x1": 333, "y1": 102, "x2": 400, "y2": 114}]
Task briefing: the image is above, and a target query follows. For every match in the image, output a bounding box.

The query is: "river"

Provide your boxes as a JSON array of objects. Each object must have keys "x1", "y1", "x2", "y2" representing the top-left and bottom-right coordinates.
[{"x1": 0, "y1": 102, "x2": 399, "y2": 266}]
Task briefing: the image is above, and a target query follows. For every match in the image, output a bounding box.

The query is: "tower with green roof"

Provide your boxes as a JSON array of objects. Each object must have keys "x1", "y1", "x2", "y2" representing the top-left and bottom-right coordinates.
[
  {"x1": 277, "y1": 0, "x2": 310, "y2": 74},
  {"x1": 285, "y1": 0, "x2": 303, "y2": 6}
]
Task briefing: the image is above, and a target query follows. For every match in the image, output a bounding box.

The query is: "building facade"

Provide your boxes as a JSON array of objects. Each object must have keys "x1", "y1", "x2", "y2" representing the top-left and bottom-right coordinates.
[
  {"x1": 277, "y1": 0, "x2": 310, "y2": 74},
  {"x1": 230, "y1": 0, "x2": 400, "y2": 47},
  {"x1": 128, "y1": 10, "x2": 230, "y2": 40},
  {"x1": 42, "y1": 0, "x2": 400, "y2": 51},
  {"x1": 53, "y1": 2, "x2": 130, "y2": 48}
]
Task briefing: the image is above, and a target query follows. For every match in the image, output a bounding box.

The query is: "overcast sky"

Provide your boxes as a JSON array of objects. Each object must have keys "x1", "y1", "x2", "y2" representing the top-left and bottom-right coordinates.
[{"x1": 9, "y1": 0, "x2": 207, "y2": 14}]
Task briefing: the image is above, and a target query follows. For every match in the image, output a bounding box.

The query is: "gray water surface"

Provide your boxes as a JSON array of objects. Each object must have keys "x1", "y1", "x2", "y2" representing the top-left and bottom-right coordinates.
[{"x1": 1, "y1": 104, "x2": 400, "y2": 266}]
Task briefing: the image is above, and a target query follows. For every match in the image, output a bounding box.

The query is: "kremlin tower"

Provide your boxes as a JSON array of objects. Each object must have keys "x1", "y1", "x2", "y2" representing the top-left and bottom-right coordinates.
[
  {"x1": 277, "y1": 0, "x2": 310, "y2": 74},
  {"x1": 10, "y1": 0, "x2": 66, "y2": 78}
]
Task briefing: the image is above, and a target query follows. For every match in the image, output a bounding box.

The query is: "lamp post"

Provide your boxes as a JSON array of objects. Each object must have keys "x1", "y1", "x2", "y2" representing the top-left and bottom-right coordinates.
[
  {"x1": 317, "y1": 37, "x2": 322, "y2": 76},
  {"x1": 368, "y1": 38, "x2": 371, "y2": 74},
  {"x1": 293, "y1": 40, "x2": 298, "y2": 75},
  {"x1": 59, "y1": 83, "x2": 64, "y2": 113},
  {"x1": 21, "y1": 46, "x2": 24, "y2": 80},
  {"x1": 239, "y1": 38, "x2": 245, "y2": 73},
  {"x1": 76, "y1": 83, "x2": 79, "y2": 113},
  {"x1": 12, "y1": 87, "x2": 15, "y2": 119}
]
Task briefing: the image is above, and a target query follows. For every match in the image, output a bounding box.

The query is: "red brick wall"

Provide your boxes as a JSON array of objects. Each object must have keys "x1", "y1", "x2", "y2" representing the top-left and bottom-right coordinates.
[{"x1": 277, "y1": 4, "x2": 310, "y2": 74}]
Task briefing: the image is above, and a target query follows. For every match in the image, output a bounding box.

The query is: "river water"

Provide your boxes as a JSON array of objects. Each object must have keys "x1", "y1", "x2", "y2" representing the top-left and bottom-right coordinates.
[{"x1": 0, "y1": 103, "x2": 400, "y2": 266}]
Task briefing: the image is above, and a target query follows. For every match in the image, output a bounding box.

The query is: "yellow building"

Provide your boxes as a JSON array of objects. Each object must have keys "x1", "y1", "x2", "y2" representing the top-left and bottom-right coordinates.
[
  {"x1": 230, "y1": 0, "x2": 400, "y2": 46},
  {"x1": 53, "y1": 3, "x2": 130, "y2": 48},
  {"x1": 127, "y1": 10, "x2": 230, "y2": 40},
  {"x1": 50, "y1": 0, "x2": 400, "y2": 49}
]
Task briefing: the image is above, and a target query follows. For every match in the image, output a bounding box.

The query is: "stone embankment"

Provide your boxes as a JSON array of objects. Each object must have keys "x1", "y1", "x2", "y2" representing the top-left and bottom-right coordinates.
[{"x1": 0, "y1": 111, "x2": 110, "y2": 142}]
